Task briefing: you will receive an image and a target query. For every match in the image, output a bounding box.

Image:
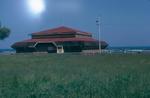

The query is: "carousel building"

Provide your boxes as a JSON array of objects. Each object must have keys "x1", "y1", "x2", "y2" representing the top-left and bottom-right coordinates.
[{"x1": 11, "y1": 26, "x2": 108, "y2": 53}]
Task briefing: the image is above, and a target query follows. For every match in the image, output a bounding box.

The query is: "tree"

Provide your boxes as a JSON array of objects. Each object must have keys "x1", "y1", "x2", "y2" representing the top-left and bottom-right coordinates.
[{"x1": 0, "y1": 22, "x2": 10, "y2": 40}]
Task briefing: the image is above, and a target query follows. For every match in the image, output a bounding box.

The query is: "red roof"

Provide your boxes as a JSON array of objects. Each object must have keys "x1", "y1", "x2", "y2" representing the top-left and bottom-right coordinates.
[
  {"x1": 31, "y1": 26, "x2": 91, "y2": 35},
  {"x1": 11, "y1": 26, "x2": 109, "y2": 49},
  {"x1": 23, "y1": 38, "x2": 98, "y2": 43}
]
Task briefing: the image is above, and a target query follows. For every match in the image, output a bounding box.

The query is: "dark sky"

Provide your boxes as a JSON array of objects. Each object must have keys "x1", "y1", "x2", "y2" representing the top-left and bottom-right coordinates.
[{"x1": 0, "y1": 0, "x2": 150, "y2": 48}]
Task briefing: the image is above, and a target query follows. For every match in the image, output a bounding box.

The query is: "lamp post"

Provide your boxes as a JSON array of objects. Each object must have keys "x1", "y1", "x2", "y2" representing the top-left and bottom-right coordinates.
[{"x1": 96, "y1": 17, "x2": 101, "y2": 53}]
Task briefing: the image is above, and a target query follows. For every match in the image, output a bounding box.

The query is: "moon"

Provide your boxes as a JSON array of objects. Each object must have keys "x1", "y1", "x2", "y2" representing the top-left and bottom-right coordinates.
[{"x1": 27, "y1": 0, "x2": 45, "y2": 15}]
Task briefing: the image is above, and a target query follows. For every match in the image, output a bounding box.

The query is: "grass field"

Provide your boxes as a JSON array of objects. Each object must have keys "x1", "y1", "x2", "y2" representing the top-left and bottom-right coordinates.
[{"x1": 0, "y1": 53, "x2": 150, "y2": 98}]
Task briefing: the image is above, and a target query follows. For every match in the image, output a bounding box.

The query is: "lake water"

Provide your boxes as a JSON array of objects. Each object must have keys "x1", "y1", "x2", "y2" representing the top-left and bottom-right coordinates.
[
  {"x1": 108, "y1": 46, "x2": 150, "y2": 50},
  {"x1": 106, "y1": 46, "x2": 150, "y2": 53}
]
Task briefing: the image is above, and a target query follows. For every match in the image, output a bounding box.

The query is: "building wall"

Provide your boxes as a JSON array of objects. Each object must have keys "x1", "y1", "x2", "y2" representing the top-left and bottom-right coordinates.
[
  {"x1": 14, "y1": 41, "x2": 108, "y2": 53},
  {"x1": 32, "y1": 34, "x2": 75, "y2": 39},
  {"x1": 75, "y1": 34, "x2": 92, "y2": 38},
  {"x1": 32, "y1": 33, "x2": 92, "y2": 39}
]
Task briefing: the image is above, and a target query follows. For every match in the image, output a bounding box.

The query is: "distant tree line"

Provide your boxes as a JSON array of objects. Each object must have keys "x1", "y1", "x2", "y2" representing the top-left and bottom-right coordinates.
[{"x1": 0, "y1": 21, "x2": 10, "y2": 40}]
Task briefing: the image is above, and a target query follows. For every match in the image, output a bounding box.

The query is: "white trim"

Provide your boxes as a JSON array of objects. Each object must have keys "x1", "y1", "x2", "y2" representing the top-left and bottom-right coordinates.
[
  {"x1": 57, "y1": 45, "x2": 64, "y2": 54},
  {"x1": 33, "y1": 41, "x2": 57, "y2": 47}
]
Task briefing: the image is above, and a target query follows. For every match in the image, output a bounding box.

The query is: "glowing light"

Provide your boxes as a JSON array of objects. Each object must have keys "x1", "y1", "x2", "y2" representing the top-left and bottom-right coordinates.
[{"x1": 27, "y1": 0, "x2": 45, "y2": 15}]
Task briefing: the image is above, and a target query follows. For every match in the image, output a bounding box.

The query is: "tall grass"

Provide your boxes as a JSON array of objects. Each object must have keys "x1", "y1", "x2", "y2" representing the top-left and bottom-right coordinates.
[{"x1": 0, "y1": 54, "x2": 150, "y2": 98}]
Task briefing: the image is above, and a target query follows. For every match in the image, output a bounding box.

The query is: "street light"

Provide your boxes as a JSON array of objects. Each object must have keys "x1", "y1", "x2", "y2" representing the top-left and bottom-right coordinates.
[{"x1": 96, "y1": 17, "x2": 101, "y2": 53}]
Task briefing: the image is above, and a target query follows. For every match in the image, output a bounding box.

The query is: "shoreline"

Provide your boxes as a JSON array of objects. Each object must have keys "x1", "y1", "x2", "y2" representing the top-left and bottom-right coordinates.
[{"x1": 1, "y1": 47, "x2": 150, "y2": 55}]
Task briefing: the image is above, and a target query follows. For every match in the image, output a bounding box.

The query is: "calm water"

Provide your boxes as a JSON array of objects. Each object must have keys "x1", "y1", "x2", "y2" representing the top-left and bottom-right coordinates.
[
  {"x1": 0, "y1": 49, "x2": 15, "y2": 53},
  {"x1": 108, "y1": 46, "x2": 150, "y2": 51}
]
